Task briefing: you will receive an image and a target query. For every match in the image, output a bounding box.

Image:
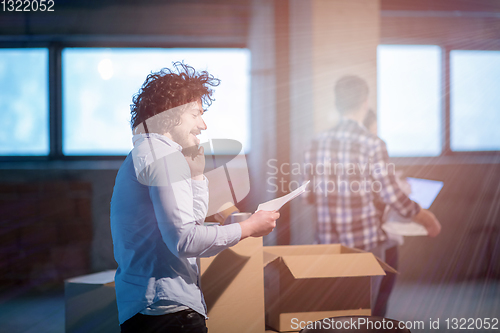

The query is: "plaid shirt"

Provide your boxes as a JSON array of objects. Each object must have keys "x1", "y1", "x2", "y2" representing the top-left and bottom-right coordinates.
[{"x1": 303, "y1": 118, "x2": 420, "y2": 251}]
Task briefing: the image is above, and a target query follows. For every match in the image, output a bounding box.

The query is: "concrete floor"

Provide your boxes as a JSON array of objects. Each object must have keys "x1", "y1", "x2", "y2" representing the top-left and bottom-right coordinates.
[
  {"x1": 0, "y1": 286, "x2": 64, "y2": 333},
  {"x1": 0, "y1": 279, "x2": 499, "y2": 333},
  {"x1": 387, "y1": 279, "x2": 500, "y2": 332}
]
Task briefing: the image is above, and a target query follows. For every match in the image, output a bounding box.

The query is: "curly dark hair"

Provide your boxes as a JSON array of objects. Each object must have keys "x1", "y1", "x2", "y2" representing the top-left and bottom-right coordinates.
[{"x1": 130, "y1": 62, "x2": 220, "y2": 131}]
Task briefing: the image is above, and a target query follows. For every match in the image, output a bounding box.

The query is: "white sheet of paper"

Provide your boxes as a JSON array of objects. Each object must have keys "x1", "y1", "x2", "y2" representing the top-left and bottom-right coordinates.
[
  {"x1": 256, "y1": 181, "x2": 310, "y2": 212},
  {"x1": 382, "y1": 221, "x2": 428, "y2": 236},
  {"x1": 66, "y1": 270, "x2": 116, "y2": 284}
]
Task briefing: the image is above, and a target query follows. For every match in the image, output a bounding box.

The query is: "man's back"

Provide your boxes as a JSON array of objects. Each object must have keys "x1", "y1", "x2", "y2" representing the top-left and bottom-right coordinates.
[
  {"x1": 110, "y1": 135, "x2": 206, "y2": 324},
  {"x1": 304, "y1": 118, "x2": 420, "y2": 251}
]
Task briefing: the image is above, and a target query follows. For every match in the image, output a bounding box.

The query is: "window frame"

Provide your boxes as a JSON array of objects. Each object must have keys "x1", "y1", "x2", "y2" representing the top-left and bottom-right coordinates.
[
  {"x1": 378, "y1": 41, "x2": 500, "y2": 160},
  {"x1": 0, "y1": 42, "x2": 52, "y2": 161},
  {"x1": 2, "y1": 39, "x2": 499, "y2": 162},
  {"x1": 444, "y1": 42, "x2": 500, "y2": 156},
  {"x1": 377, "y1": 44, "x2": 444, "y2": 157},
  {"x1": 0, "y1": 38, "x2": 248, "y2": 162},
  {"x1": 447, "y1": 47, "x2": 500, "y2": 154}
]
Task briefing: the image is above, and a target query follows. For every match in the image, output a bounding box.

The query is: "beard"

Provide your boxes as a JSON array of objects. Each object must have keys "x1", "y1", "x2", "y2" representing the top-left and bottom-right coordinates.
[
  {"x1": 170, "y1": 127, "x2": 199, "y2": 158},
  {"x1": 169, "y1": 127, "x2": 190, "y2": 149}
]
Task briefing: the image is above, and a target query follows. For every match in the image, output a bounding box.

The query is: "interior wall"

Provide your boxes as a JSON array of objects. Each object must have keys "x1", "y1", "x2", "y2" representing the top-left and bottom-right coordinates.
[
  {"x1": 245, "y1": 0, "x2": 282, "y2": 245},
  {"x1": 0, "y1": 179, "x2": 92, "y2": 287},
  {"x1": 288, "y1": 0, "x2": 315, "y2": 245},
  {"x1": 0, "y1": 0, "x2": 250, "y2": 45},
  {"x1": 381, "y1": 12, "x2": 500, "y2": 46},
  {"x1": 0, "y1": 168, "x2": 119, "y2": 284},
  {"x1": 311, "y1": 0, "x2": 379, "y2": 134},
  {"x1": 397, "y1": 163, "x2": 500, "y2": 282},
  {"x1": 288, "y1": 0, "x2": 380, "y2": 245}
]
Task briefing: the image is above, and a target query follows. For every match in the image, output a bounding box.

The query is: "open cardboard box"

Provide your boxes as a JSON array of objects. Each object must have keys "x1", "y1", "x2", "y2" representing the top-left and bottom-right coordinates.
[
  {"x1": 263, "y1": 244, "x2": 397, "y2": 332},
  {"x1": 199, "y1": 236, "x2": 266, "y2": 333}
]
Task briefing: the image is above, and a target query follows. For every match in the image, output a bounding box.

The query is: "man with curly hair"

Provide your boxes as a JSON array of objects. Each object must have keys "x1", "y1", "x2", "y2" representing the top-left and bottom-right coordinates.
[{"x1": 111, "y1": 63, "x2": 279, "y2": 333}]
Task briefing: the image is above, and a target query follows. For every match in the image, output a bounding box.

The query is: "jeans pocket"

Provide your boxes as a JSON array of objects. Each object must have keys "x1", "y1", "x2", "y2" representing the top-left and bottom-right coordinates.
[{"x1": 176, "y1": 310, "x2": 207, "y2": 332}]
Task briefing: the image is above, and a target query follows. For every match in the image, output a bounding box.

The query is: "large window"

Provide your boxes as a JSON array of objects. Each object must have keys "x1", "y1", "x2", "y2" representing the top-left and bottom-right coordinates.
[
  {"x1": 0, "y1": 46, "x2": 250, "y2": 158},
  {"x1": 450, "y1": 50, "x2": 500, "y2": 152},
  {"x1": 377, "y1": 45, "x2": 442, "y2": 157},
  {"x1": 0, "y1": 48, "x2": 49, "y2": 156},
  {"x1": 63, "y1": 48, "x2": 250, "y2": 155},
  {"x1": 378, "y1": 45, "x2": 500, "y2": 157}
]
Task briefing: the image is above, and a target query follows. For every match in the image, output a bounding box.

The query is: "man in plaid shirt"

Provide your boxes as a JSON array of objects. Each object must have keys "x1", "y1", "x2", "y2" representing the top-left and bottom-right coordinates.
[{"x1": 303, "y1": 75, "x2": 441, "y2": 316}]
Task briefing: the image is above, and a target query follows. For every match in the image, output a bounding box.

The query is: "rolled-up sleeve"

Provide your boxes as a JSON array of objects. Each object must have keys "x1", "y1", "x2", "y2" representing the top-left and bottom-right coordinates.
[
  {"x1": 370, "y1": 139, "x2": 421, "y2": 218},
  {"x1": 191, "y1": 177, "x2": 209, "y2": 224}
]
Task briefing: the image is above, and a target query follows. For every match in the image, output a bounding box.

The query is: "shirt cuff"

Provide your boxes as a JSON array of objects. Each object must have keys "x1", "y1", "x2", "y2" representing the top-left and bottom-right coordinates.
[
  {"x1": 400, "y1": 200, "x2": 421, "y2": 219},
  {"x1": 411, "y1": 202, "x2": 422, "y2": 217},
  {"x1": 219, "y1": 223, "x2": 242, "y2": 247}
]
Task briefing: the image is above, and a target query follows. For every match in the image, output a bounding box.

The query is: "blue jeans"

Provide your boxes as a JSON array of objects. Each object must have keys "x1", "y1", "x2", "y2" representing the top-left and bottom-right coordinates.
[{"x1": 120, "y1": 309, "x2": 208, "y2": 333}]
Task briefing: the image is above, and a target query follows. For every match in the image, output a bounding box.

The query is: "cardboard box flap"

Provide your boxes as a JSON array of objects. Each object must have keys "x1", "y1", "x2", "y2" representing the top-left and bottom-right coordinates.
[
  {"x1": 281, "y1": 253, "x2": 386, "y2": 279},
  {"x1": 264, "y1": 244, "x2": 343, "y2": 257},
  {"x1": 341, "y1": 246, "x2": 398, "y2": 274},
  {"x1": 375, "y1": 256, "x2": 398, "y2": 274},
  {"x1": 340, "y1": 245, "x2": 365, "y2": 254},
  {"x1": 263, "y1": 251, "x2": 281, "y2": 267}
]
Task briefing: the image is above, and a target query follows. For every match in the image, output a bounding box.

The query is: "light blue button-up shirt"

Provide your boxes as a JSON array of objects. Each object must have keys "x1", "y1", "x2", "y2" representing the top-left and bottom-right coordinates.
[{"x1": 110, "y1": 133, "x2": 242, "y2": 324}]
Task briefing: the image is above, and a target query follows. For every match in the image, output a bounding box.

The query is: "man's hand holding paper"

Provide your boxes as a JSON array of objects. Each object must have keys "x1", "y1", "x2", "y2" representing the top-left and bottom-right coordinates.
[{"x1": 256, "y1": 181, "x2": 310, "y2": 212}]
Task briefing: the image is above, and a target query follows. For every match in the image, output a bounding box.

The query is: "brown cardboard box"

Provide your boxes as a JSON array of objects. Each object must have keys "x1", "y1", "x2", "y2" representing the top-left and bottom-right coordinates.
[
  {"x1": 65, "y1": 237, "x2": 265, "y2": 333},
  {"x1": 263, "y1": 244, "x2": 396, "y2": 332},
  {"x1": 199, "y1": 236, "x2": 265, "y2": 333},
  {"x1": 65, "y1": 270, "x2": 119, "y2": 333}
]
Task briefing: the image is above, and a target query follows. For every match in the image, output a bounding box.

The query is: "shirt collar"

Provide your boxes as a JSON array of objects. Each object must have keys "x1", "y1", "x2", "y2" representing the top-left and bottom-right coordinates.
[
  {"x1": 132, "y1": 133, "x2": 183, "y2": 152},
  {"x1": 339, "y1": 117, "x2": 366, "y2": 130}
]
